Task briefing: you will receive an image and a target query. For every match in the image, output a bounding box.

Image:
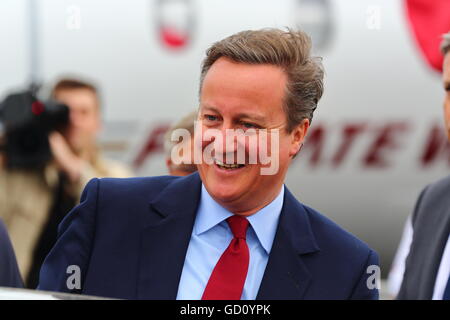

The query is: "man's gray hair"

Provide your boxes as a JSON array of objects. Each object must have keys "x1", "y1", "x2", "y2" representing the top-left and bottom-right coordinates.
[
  {"x1": 441, "y1": 31, "x2": 450, "y2": 55},
  {"x1": 200, "y1": 28, "x2": 324, "y2": 132}
]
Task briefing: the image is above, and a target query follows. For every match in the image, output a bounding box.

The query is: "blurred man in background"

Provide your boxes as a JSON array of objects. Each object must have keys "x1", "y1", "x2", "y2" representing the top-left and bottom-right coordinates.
[
  {"x1": 394, "y1": 32, "x2": 450, "y2": 300},
  {"x1": 164, "y1": 110, "x2": 198, "y2": 176},
  {"x1": 0, "y1": 78, "x2": 132, "y2": 288},
  {"x1": 0, "y1": 219, "x2": 23, "y2": 288}
]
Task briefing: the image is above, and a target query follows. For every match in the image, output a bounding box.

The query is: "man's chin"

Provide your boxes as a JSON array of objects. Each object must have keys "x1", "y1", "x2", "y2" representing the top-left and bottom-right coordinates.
[
  {"x1": 207, "y1": 183, "x2": 247, "y2": 204},
  {"x1": 199, "y1": 165, "x2": 254, "y2": 204}
]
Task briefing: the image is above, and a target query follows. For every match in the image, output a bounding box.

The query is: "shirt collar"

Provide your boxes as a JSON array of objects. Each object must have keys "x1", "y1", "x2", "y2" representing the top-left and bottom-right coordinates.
[{"x1": 195, "y1": 184, "x2": 284, "y2": 254}]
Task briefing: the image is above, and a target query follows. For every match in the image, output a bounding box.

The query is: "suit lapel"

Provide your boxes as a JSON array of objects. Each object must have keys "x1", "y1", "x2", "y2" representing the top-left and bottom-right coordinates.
[
  {"x1": 256, "y1": 188, "x2": 320, "y2": 300},
  {"x1": 136, "y1": 173, "x2": 202, "y2": 299},
  {"x1": 135, "y1": 176, "x2": 320, "y2": 300}
]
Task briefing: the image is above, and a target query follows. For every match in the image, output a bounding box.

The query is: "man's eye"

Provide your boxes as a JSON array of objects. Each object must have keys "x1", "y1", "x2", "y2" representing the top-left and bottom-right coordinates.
[
  {"x1": 242, "y1": 122, "x2": 258, "y2": 129},
  {"x1": 204, "y1": 115, "x2": 218, "y2": 121}
]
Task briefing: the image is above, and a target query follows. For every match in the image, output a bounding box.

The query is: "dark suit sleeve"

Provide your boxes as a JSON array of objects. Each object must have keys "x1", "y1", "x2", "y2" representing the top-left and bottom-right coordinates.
[
  {"x1": 0, "y1": 220, "x2": 23, "y2": 288},
  {"x1": 349, "y1": 249, "x2": 380, "y2": 300},
  {"x1": 37, "y1": 178, "x2": 100, "y2": 293}
]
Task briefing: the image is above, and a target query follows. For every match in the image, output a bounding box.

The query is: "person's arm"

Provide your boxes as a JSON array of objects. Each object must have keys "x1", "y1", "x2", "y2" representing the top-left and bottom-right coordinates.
[
  {"x1": 37, "y1": 178, "x2": 99, "y2": 294},
  {"x1": 49, "y1": 131, "x2": 133, "y2": 201},
  {"x1": 349, "y1": 249, "x2": 380, "y2": 300},
  {"x1": 0, "y1": 220, "x2": 23, "y2": 288}
]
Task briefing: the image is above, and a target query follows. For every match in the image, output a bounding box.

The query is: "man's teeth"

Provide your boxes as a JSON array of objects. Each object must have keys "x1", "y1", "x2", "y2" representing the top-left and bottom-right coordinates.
[{"x1": 214, "y1": 159, "x2": 244, "y2": 169}]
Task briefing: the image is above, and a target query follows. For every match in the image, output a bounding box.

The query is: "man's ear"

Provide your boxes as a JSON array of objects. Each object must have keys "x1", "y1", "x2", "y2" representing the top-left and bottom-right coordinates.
[{"x1": 289, "y1": 119, "x2": 309, "y2": 157}]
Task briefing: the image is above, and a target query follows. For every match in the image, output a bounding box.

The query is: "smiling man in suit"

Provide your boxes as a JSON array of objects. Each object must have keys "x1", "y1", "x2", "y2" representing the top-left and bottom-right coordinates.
[{"x1": 38, "y1": 29, "x2": 379, "y2": 300}]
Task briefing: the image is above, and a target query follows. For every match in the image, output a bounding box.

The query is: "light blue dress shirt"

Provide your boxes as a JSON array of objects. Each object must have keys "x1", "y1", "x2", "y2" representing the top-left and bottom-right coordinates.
[{"x1": 176, "y1": 184, "x2": 284, "y2": 300}]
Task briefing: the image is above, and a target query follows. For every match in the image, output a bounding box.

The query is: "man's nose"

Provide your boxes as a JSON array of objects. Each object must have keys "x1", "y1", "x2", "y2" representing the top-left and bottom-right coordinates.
[{"x1": 220, "y1": 122, "x2": 238, "y2": 154}]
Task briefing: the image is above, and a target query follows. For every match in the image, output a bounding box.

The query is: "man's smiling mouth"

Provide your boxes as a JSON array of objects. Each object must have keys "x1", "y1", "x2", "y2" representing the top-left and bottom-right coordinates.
[{"x1": 214, "y1": 158, "x2": 246, "y2": 170}]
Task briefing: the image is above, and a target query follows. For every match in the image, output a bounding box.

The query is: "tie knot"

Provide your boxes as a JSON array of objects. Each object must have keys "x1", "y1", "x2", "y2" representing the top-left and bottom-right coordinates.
[{"x1": 227, "y1": 215, "x2": 249, "y2": 240}]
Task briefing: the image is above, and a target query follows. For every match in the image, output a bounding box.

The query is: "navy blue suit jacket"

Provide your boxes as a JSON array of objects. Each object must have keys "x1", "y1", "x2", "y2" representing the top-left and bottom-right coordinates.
[
  {"x1": 38, "y1": 173, "x2": 379, "y2": 299},
  {"x1": 0, "y1": 219, "x2": 23, "y2": 288}
]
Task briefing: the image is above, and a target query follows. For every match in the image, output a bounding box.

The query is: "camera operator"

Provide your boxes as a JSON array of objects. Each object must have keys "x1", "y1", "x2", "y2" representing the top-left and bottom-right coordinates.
[{"x1": 0, "y1": 78, "x2": 132, "y2": 288}]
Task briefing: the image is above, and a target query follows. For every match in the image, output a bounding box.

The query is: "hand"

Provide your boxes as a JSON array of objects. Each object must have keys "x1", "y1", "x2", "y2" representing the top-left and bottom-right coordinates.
[{"x1": 49, "y1": 132, "x2": 83, "y2": 183}]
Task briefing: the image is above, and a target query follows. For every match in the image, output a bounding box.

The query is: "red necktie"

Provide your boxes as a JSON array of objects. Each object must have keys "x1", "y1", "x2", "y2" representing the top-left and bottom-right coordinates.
[{"x1": 201, "y1": 215, "x2": 250, "y2": 300}]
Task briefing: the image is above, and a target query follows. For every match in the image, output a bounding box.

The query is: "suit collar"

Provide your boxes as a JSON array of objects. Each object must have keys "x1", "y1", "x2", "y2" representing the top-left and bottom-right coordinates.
[
  {"x1": 256, "y1": 187, "x2": 320, "y2": 299},
  {"x1": 137, "y1": 172, "x2": 202, "y2": 299},
  {"x1": 195, "y1": 184, "x2": 233, "y2": 236},
  {"x1": 136, "y1": 174, "x2": 321, "y2": 300},
  {"x1": 195, "y1": 184, "x2": 285, "y2": 255},
  {"x1": 148, "y1": 172, "x2": 203, "y2": 221},
  {"x1": 146, "y1": 174, "x2": 320, "y2": 253},
  {"x1": 246, "y1": 186, "x2": 285, "y2": 254},
  {"x1": 279, "y1": 187, "x2": 320, "y2": 255}
]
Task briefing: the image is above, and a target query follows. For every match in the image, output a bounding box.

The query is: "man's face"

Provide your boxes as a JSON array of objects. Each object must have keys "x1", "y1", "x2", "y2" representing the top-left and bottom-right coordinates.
[
  {"x1": 443, "y1": 53, "x2": 450, "y2": 141},
  {"x1": 54, "y1": 88, "x2": 101, "y2": 153},
  {"x1": 197, "y1": 57, "x2": 308, "y2": 215}
]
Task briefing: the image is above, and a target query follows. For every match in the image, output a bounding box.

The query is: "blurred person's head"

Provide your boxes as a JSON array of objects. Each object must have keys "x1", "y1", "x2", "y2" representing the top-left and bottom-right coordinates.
[
  {"x1": 164, "y1": 111, "x2": 198, "y2": 176},
  {"x1": 441, "y1": 31, "x2": 450, "y2": 141},
  {"x1": 51, "y1": 78, "x2": 101, "y2": 155},
  {"x1": 196, "y1": 28, "x2": 324, "y2": 215}
]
